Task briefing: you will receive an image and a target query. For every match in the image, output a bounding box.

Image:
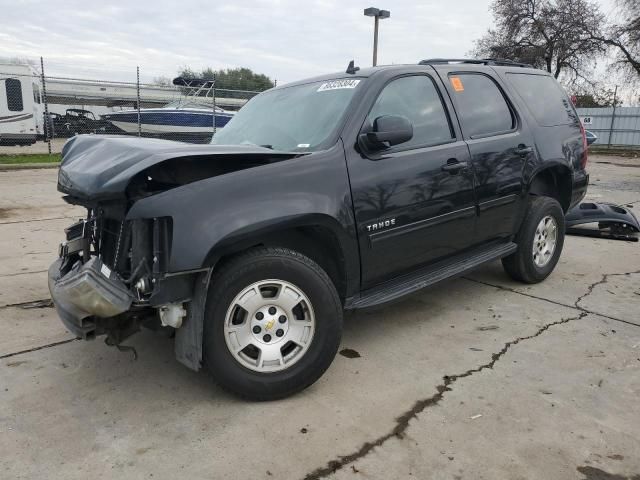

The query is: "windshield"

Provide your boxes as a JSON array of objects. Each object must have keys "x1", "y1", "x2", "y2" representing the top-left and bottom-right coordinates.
[{"x1": 211, "y1": 78, "x2": 363, "y2": 152}]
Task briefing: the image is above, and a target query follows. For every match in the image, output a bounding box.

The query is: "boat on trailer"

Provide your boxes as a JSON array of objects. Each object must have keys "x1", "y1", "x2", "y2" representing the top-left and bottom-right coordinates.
[{"x1": 102, "y1": 78, "x2": 234, "y2": 144}]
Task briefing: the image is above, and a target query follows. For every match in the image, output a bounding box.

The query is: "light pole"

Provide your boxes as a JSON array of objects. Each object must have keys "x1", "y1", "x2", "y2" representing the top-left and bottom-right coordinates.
[{"x1": 364, "y1": 7, "x2": 390, "y2": 67}]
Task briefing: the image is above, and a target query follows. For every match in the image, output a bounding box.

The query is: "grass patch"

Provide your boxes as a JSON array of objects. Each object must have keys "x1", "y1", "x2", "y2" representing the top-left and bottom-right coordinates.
[{"x1": 0, "y1": 154, "x2": 61, "y2": 164}]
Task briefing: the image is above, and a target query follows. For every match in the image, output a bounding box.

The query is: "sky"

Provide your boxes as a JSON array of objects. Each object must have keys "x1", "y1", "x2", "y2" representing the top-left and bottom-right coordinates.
[{"x1": 0, "y1": 0, "x2": 620, "y2": 87}]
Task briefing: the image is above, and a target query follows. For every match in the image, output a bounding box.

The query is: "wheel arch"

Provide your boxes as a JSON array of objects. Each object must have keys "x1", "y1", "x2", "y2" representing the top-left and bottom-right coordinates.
[
  {"x1": 527, "y1": 163, "x2": 572, "y2": 212},
  {"x1": 203, "y1": 215, "x2": 356, "y2": 302}
]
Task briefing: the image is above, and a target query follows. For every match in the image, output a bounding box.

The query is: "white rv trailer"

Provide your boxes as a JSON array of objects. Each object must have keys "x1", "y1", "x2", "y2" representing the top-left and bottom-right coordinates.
[{"x1": 0, "y1": 63, "x2": 44, "y2": 146}]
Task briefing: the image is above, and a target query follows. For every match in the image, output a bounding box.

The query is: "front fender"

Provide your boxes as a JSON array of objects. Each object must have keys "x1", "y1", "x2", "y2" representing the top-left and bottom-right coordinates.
[{"x1": 126, "y1": 143, "x2": 359, "y2": 284}]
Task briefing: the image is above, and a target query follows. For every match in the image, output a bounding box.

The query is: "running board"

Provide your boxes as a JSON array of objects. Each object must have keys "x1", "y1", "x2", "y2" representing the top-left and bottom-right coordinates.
[{"x1": 345, "y1": 242, "x2": 517, "y2": 310}]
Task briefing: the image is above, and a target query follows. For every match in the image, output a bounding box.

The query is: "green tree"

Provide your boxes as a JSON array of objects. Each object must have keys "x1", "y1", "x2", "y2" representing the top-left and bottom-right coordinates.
[
  {"x1": 177, "y1": 67, "x2": 274, "y2": 92},
  {"x1": 572, "y1": 88, "x2": 622, "y2": 108}
]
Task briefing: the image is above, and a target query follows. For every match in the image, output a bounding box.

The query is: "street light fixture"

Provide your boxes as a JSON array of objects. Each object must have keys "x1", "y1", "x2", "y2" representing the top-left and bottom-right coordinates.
[{"x1": 364, "y1": 7, "x2": 390, "y2": 67}]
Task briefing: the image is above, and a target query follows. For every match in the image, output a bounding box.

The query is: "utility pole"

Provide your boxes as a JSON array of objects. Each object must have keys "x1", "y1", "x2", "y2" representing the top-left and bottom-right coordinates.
[
  {"x1": 607, "y1": 85, "x2": 618, "y2": 149},
  {"x1": 364, "y1": 7, "x2": 390, "y2": 67}
]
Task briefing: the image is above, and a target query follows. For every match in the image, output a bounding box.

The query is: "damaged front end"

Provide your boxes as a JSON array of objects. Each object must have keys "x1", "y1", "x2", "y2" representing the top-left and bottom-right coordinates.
[
  {"x1": 48, "y1": 206, "x2": 182, "y2": 344},
  {"x1": 49, "y1": 135, "x2": 301, "y2": 360}
]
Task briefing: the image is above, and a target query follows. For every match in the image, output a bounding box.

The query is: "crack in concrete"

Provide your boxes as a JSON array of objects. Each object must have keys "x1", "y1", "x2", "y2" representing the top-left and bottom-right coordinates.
[
  {"x1": 1, "y1": 338, "x2": 77, "y2": 360},
  {"x1": 302, "y1": 311, "x2": 588, "y2": 480},
  {"x1": 0, "y1": 216, "x2": 76, "y2": 226},
  {"x1": 574, "y1": 270, "x2": 640, "y2": 310},
  {"x1": 464, "y1": 272, "x2": 640, "y2": 329},
  {"x1": 0, "y1": 298, "x2": 53, "y2": 310}
]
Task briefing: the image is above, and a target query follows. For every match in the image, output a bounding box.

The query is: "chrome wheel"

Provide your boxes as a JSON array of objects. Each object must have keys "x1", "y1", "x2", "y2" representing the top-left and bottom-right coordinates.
[
  {"x1": 223, "y1": 279, "x2": 315, "y2": 373},
  {"x1": 532, "y1": 215, "x2": 558, "y2": 268}
]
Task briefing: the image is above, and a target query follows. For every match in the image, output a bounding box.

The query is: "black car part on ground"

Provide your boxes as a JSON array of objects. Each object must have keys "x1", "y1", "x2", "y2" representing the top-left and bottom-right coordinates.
[{"x1": 565, "y1": 202, "x2": 639, "y2": 241}]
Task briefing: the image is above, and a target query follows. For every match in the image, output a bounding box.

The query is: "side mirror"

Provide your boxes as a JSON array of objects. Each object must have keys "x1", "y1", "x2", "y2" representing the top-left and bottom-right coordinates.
[{"x1": 359, "y1": 115, "x2": 413, "y2": 151}]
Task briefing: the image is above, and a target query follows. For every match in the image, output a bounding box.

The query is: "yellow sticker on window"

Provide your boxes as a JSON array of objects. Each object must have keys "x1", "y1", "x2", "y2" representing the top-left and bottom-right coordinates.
[{"x1": 450, "y1": 76, "x2": 464, "y2": 92}]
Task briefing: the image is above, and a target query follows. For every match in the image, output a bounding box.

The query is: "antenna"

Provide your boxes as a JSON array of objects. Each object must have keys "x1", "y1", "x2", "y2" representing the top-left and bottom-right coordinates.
[{"x1": 346, "y1": 60, "x2": 360, "y2": 75}]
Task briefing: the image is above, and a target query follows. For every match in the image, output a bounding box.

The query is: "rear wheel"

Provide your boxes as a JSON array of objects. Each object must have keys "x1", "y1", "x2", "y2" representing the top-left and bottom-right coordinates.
[
  {"x1": 204, "y1": 247, "x2": 343, "y2": 400},
  {"x1": 502, "y1": 196, "x2": 565, "y2": 284}
]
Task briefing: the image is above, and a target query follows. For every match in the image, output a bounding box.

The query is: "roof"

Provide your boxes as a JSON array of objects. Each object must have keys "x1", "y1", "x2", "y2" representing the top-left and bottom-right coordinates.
[{"x1": 275, "y1": 59, "x2": 546, "y2": 90}]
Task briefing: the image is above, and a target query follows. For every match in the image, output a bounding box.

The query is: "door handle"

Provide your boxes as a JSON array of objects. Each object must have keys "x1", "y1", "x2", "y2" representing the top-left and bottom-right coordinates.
[
  {"x1": 515, "y1": 145, "x2": 533, "y2": 156},
  {"x1": 441, "y1": 159, "x2": 468, "y2": 173}
]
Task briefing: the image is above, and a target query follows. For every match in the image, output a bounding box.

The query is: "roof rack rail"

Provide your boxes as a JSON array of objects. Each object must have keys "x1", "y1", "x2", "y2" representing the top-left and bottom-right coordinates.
[{"x1": 418, "y1": 58, "x2": 533, "y2": 68}]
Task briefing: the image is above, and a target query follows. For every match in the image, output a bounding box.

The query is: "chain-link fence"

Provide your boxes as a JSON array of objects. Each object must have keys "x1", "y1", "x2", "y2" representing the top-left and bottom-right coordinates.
[{"x1": 0, "y1": 61, "x2": 261, "y2": 156}]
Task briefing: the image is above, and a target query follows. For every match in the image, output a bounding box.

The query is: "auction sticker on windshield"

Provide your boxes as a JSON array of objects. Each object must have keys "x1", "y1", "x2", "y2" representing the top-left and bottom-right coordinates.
[{"x1": 317, "y1": 79, "x2": 361, "y2": 92}]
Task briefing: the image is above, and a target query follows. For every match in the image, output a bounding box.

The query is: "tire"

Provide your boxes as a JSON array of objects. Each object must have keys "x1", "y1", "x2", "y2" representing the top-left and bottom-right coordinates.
[
  {"x1": 203, "y1": 247, "x2": 343, "y2": 401},
  {"x1": 502, "y1": 196, "x2": 565, "y2": 284}
]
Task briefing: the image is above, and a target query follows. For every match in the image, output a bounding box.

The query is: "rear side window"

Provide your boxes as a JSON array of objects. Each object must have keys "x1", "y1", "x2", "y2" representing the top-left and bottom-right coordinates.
[
  {"x1": 367, "y1": 75, "x2": 453, "y2": 149},
  {"x1": 5, "y1": 78, "x2": 24, "y2": 112},
  {"x1": 506, "y1": 73, "x2": 575, "y2": 126},
  {"x1": 449, "y1": 73, "x2": 514, "y2": 138}
]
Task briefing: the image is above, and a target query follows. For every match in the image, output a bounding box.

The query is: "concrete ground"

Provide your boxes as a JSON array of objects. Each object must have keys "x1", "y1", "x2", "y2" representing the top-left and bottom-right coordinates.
[{"x1": 0, "y1": 154, "x2": 639, "y2": 480}]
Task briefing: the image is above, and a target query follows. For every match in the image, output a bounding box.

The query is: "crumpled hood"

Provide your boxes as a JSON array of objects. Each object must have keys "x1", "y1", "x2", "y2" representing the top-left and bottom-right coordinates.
[{"x1": 58, "y1": 135, "x2": 296, "y2": 200}]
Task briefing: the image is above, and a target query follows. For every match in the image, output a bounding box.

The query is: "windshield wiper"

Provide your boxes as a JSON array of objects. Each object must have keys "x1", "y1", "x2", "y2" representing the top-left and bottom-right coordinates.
[{"x1": 260, "y1": 144, "x2": 274, "y2": 150}]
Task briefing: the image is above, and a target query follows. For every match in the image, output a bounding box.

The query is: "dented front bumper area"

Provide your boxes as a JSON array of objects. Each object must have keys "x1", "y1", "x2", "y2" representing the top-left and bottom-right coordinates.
[
  {"x1": 48, "y1": 256, "x2": 134, "y2": 339},
  {"x1": 48, "y1": 212, "x2": 194, "y2": 346}
]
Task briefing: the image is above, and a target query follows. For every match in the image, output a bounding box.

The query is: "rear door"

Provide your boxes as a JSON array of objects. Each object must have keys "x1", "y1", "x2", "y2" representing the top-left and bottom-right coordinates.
[
  {"x1": 435, "y1": 66, "x2": 534, "y2": 243},
  {"x1": 346, "y1": 73, "x2": 477, "y2": 289}
]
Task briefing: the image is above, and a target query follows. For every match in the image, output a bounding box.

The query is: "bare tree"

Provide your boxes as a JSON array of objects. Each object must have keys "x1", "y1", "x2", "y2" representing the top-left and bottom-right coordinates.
[
  {"x1": 472, "y1": 0, "x2": 605, "y2": 83},
  {"x1": 589, "y1": 0, "x2": 640, "y2": 80}
]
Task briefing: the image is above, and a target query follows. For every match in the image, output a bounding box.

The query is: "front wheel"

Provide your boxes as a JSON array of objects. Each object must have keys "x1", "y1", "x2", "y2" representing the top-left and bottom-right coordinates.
[
  {"x1": 502, "y1": 196, "x2": 565, "y2": 284},
  {"x1": 204, "y1": 247, "x2": 343, "y2": 400}
]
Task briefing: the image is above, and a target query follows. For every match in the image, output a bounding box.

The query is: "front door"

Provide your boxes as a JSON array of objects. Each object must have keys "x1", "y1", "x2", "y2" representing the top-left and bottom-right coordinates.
[{"x1": 346, "y1": 73, "x2": 477, "y2": 289}]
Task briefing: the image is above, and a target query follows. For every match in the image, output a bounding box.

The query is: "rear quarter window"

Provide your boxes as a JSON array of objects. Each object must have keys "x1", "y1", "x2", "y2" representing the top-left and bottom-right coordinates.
[{"x1": 506, "y1": 73, "x2": 576, "y2": 127}]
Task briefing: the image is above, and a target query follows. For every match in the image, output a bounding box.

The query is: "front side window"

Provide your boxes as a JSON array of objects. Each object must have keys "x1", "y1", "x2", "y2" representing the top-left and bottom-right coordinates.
[
  {"x1": 212, "y1": 78, "x2": 363, "y2": 152},
  {"x1": 366, "y1": 75, "x2": 453, "y2": 149},
  {"x1": 449, "y1": 74, "x2": 514, "y2": 138},
  {"x1": 6, "y1": 78, "x2": 24, "y2": 112}
]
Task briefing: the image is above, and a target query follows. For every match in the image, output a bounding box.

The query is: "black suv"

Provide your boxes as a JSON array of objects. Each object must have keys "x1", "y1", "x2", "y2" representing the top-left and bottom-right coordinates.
[{"x1": 49, "y1": 59, "x2": 588, "y2": 400}]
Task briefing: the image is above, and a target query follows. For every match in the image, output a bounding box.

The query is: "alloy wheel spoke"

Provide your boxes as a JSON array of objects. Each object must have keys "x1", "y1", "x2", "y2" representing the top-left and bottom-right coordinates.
[
  {"x1": 287, "y1": 320, "x2": 312, "y2": 345},
  {"x1": 236, "y1": 287, "x2": 264, "y2": 315},
  {"x1": 275, "y1": 283, "x2": 303, "y2": 314},
  {"x1": 226, "y1": 326, "x2": 253, "y2": 353},
  {"x1": 258, "y1": 343, "x2": 284, "y2": 367}
]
